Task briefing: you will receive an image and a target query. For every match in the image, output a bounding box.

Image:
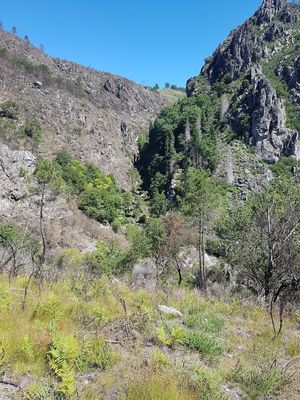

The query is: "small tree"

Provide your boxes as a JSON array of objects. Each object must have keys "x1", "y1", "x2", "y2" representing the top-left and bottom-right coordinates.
[
  {"x1": 39, "y1": 43, "x2": 45, "y2": 53},
  {"x1": 24, "y1": 34, "x2": 30, "y2": 44},
  {"x1": 162, "y1": 212, "x2": 192, "y2": 285},
  {"x1": 0, "y1": 21, "x2": 3, "y2": 30},
  {"x1": 218, "y1": 178, "x2": 300, "y2": 337},
  {"x1": 181, "y1": 167, "x2": 224, "y2": 288},
  {"x1": 34, "y1": 159, "x2": 65, "y2": 265},
  {"x1": 12, "y1": 26, "x2": 17, "y2": 35}
]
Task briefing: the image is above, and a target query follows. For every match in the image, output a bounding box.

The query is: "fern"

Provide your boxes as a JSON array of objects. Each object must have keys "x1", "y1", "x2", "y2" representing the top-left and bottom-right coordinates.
[{"x1": 47, "y1": 332, "x2": 80, "y2": 397}]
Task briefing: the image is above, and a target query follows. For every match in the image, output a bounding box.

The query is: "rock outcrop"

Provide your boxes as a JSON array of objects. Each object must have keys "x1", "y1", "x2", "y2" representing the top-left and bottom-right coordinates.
[
  {"x1": 187, "y1": 0, "x2": 300, "y2": 163},
  {"x1": 0, "y1": 29, "x2": 166, "y2": 190},
  {"x1": 0, "y1": 145, "x2": 126, "y2": 258}
]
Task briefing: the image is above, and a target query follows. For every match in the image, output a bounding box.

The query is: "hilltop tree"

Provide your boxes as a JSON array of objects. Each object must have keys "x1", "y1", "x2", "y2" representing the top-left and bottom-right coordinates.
[
  {"x1": 39, "y1": 43, "x2": 45, "y2": 53},
  {"x1": 11, "y1": 26, "x2": 17, "y2": 35}
]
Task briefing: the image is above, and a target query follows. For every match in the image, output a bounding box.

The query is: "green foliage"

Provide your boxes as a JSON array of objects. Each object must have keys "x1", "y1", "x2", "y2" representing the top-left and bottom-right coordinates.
[
  {"x1": 180, "y1": 167, "x2": 225, "y2": 222},
  {"x1": 269, "y1": 156, "x2": 300, "y2": 178},
  {"x1": 184, "y1": 330, "x2": 224, "y2": 358},
  {"x1": 151, "y1": 348, "x2": 170, "y2": 370},
  {"x1": 0, "y1": 47, "x2": 7, "y2": 57},
  {"x1": 124, "y1": 217, "x2": 165, "y2": 265},
  {"x1": 83, "y1": 241, "x2": 126, "y2": 275},
  {"x1": 82, "y1": 337, "x2": 114, "y2": 370},
  {"x1": 47, "y1": 331, "x2": 80, "y2": 397},
  {"x1": 156, "y1": 325, "x2": 185, "y2": 347},
  {"x1": 34, "y1": 159, "x2": 65, "y2": 193},
  {"x1": 24, "y1": 117, "x2": 43, "y2": 145},
  {"x1": 0, "y1": 223, "x2": 19, "y2": 247},
  {"x1": 55, "y1": 151, "x2": 128, "y2": 224},
  {"x1": 22, "y1": 383, "x2": 49, "y2": 400},
  {"x1": 230, "y1": 362, "x2": 286, "y2": 398},
  {"x1": 78, "y1": 186, "x2": 123, "y2": 223},
  {"x1": 195, "y1": 368, "x2": 228, "y2": 400},
  {"x1": 184, "y1": 308, "x2": 225, "y2": 334},
  {"x1": 0, "y1": 100, "x2": 19, "y2": 118},
  {"x1": 138, "y1": 94, "x2": 221, "y2": 199}
]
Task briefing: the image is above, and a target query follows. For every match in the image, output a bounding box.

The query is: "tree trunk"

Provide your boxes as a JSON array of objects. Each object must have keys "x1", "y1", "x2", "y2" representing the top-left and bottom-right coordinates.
[
  {"x1": 39, "y1": 183, "x2": 46, "y2": 265},
  {"x1": 197, "y1": 212, "x2": 204, "y2": 288}
]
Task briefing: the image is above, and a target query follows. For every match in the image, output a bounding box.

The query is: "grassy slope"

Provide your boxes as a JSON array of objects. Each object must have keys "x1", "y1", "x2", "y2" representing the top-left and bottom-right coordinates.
[
  {"x1": 158, "y1": 89, "x2": 186, "y2": 104},
  {"x1": 0, "y1": 275, "x2": 299, "y2": 399}
]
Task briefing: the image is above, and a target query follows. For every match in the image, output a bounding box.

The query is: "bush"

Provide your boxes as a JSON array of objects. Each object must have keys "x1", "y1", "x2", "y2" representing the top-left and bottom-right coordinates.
[
  {"x1": 22, "y1": 383, "x2": 49, "y2": 400},
  {"x1": 78, "y1": 186, "x2": 123, "y2": 223},
  {"x1": 24, "y1": 117, "x2": 43, "y2": 145},
  {"x1": 156, "y1": 325, "x2": 185, "y2": 347},
  {"x1": 83, "y1": 241, "x2": 126, "y2": 275},
  {"x1": 83, "y1": 337, "x2": 114, "y2": 369},
  {"x1": 0, "y1": 100, "x2": 19, "y2": 119},
  {"x1": 230, "y1": 362, "x2": 286, "y2": 398},
  {"x1": 55, "y1": 151, "x2": 130, "y2": 224},
  {"x1": 184, "y1": 330, "x2": 224, "y2": 358}
]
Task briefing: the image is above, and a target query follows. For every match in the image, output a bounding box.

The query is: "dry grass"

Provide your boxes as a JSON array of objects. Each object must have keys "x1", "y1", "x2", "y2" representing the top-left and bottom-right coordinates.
[{"x1": 0, "y1": 275, "x2": 299, "y2": 399}]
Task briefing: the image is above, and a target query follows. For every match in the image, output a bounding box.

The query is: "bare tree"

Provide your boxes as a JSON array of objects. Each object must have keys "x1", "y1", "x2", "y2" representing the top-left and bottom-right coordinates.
[
  {"x1": 219, "y1": 178, "x2": 300, "y2": 335},
  {"x1": 162, "y1": 212, "x2": 193, "y2": 285}
]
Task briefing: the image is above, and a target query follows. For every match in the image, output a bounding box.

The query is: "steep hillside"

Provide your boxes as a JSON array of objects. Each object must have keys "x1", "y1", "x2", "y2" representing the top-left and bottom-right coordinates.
[
  {"x1": 187, "y1": 0, "x2": 300, "y2": 162},
  {"x1": 139, "y1": 0, "x2": 300, "y2": 203},
  {"x1": 0, "y1": 29, "x2": 166, "y2": 189}
]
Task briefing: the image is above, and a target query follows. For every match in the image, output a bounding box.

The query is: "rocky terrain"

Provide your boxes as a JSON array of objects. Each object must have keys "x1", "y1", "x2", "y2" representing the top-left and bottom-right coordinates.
[
  {"x1": 187, "y1": 0, "x2": 300, "y2": 163},
  {"x1": 0, "y1": 2, "x2": 299, "y2": 399},
  {"x1": 0, "y1": 29, "x2": 169, "y2": 254},
  {"x1": 0, "y1": 29, "x2": 166, "y2": 189}
]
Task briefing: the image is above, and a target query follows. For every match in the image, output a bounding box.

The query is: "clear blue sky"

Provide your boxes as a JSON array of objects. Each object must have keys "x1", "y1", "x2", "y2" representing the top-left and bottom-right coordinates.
[{"x1": 1, "y1": 0, "x2": 262, "y2": 87}]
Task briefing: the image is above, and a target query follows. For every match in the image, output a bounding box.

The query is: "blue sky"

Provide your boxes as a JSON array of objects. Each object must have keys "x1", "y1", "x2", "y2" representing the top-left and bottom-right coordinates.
[{"x1": 1, "y1": 0, "x2": 262, "y2": 87}]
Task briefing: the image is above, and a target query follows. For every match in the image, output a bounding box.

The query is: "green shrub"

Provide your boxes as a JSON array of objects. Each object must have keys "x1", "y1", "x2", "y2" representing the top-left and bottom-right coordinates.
[
  {"x1": 0, "y1": 100, "x2": 19, "y2": 118},
  {"x1": 78, "y1": 186, "x2": 123, "y2": 223},
  {"x1": 22, "y1": 383, "x2": 49, "y2": 400},
  {"x1": 55, "y1": 151, "x2": 128, "y2": 224},
  {"x1": 184, "y1": 309, "x2": 225, "y2": 334},
  {"x1": 0, "y1": 47, "x2": 7, "y2": 57},
  {"x1": 24, "y1": 117, "x2": 43, "y2": 145},
  {"x1": 230, "y1": 362, "x2": 286, "y2": 398},
  {"x1": 195, "y1": 367, "x2": 227, "y2": 400},
  {"x1": 184, "y1": 330, "x2": 224, "y2": 357},
  {"x1": 83, "y1": 337, "x2": 114, "y2": 369},
  {"x1": 151, "y1": 348, "x2": 170, "y2": 370},
  {"x1": 156, "y1": 325, "x2": 185, "y2": 347},
  {"x1": 83, "y1": 241, "x2": 126, "y2": 275}
]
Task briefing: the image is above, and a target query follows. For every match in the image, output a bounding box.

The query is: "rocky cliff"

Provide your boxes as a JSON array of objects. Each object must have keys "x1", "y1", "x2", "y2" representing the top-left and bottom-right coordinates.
[
  {"x1": 0, "y1": 29, "x2": 168, "y2": 255},
  {"x1": 0, "y1": 29, "x2": 166, "y2": 189},
  {"x1": 187, "y1": 0, "x2": 300, "y2": 163}
]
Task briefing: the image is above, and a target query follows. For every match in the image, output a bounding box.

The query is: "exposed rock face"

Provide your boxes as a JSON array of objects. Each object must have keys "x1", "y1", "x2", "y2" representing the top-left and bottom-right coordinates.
[
  {"x1": 215, "y1": 141, "x2": 273, "y2": 198},
  {"x1": 229, "y1": 67, "x2": 299, "y2": 162},
  {"x1": 0, "y1": 30, "x2": 166, "y2": 190},
  {"x1": 200, "y1": 0, "x2": 293, "y2": 84},
  {"x1": 187, "y1": 0, "x2": 300, "y2": 163},
  {"x1": 0, "y1": 145, "x2": 126, "y2": 258},
  {"x1": 256, "y1": 0, "x2": 287, "y2": 24}
]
